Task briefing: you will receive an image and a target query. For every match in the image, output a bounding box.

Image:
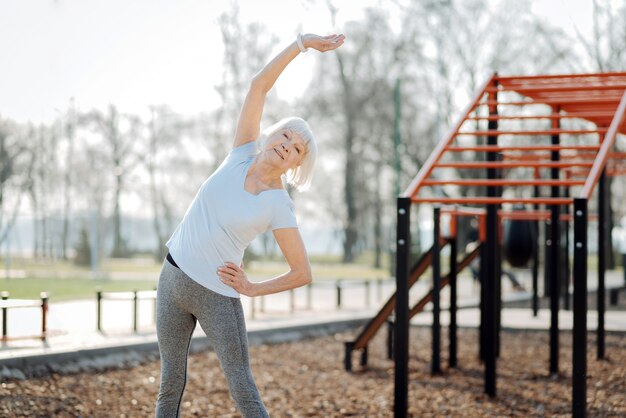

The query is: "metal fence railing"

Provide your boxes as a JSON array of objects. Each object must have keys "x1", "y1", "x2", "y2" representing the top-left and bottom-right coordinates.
[
  {"x1": 0, "y1": 291, "x2": 49, "y2": 341},
  {"x1": 96, "y1": 288, "x2": 157, "y2": 333},
  {"x1": 93, "y1": 278, "x2": 396, "y2": 331},
  {"x1": 248, "y1": 278, "x2": 394, "y2": 319}
]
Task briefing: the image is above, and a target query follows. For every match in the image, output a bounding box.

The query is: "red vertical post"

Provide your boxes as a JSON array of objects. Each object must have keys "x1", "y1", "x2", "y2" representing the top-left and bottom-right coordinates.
[{"x1": 41, "y1": 292, "x2": 49, "y2": 341}]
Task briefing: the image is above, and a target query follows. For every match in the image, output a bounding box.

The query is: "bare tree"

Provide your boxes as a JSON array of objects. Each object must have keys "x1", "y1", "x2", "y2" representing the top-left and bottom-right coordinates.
[
  {"x1": 25, "y1": 125, "x2": 41, "y2": 258},
  {"x1": 0, "y1": 117, "x2": 34, "y2": 249},
  {"x1": 213, "y1": 4, "x2": 280, "y2": 156},
  {"x1": 305, "y1": 6, "x2": 409, "y2": 263},
  {"x1": 304, "y1": 0, "x2": 578, "y2": 262},
  {"x1": 60, "y1": 99, "x2": 77, "y2": 260},
  {"x1": 28, "y1": 122, "x2": 66, "y2": 259},
  {"x1": 397, "y1": 0, "x2": 577, "y2": 246},
  {"x1": 72, "y1": 131, "x2": 111, "y2": 270},
  {"x1": 145, "y1": 106, "x2": 189, "y2": 260},
  {"x1": 574, "y1": 0, "x2": 626, "y2": 72},
  {"x1": 82, "y1": 105, "x2": 143, "y2": 258}
]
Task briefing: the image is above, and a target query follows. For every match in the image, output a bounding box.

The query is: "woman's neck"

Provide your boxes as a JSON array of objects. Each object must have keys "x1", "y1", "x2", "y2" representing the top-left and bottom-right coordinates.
[{"x1": 247, "y1": 156, "x2": 284, "y2": 189}]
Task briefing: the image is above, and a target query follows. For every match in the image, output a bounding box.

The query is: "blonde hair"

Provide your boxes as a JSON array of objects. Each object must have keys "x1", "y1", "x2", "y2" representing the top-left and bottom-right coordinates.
[{"x1": 257, "y1": 116, "x2": 317, "y2": 192}]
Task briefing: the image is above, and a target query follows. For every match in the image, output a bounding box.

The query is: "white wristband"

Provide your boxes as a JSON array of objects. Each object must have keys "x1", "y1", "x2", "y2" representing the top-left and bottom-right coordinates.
[{"x1": 296, "y1": 33, "x2": 308, "y2": 53}]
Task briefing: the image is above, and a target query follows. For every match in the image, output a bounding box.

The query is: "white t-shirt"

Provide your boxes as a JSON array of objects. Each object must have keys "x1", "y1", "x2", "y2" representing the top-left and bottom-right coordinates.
[{"x1": 166, "y1": 142, "x2": 298, "y2": 298}]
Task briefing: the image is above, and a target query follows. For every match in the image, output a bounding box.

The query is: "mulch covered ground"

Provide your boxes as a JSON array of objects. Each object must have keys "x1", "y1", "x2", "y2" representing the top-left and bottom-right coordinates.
[{"x1": 1, "y1": 327, "x2": 624, "y2": 417}]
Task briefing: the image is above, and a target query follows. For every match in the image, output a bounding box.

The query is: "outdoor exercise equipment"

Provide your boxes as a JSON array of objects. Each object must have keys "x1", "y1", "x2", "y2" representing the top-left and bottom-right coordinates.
[{"x1": 385, "y1": 72, "x2": 625, "y2": 418}]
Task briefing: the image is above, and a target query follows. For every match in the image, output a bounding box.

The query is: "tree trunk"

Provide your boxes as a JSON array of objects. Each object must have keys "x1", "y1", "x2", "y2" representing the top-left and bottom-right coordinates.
[
  {"x1": 149, "y1": 177, "x2": 166, "y2": 261},
  {"x1": 41, "y1": 214, "x2": 48, "y2": 259},
  {"x1": 107, "y1": 105, "x2": 127, "y2": 258},
  {"x1": 343, "y1": 129, "x2": 357, "y2": 263},
  {"x1": 61, "y1": 104, "x2": 75, "y2": 260},
  {"x1": 112, "y1": 171, "x2": 124, "y2": 257},
  {"x1": 336, "y1": 52, "x2": 359, "y2": 263},
  {"x1": 373, "y1": 180, "x2": 383, "y2": 269},
  {"x1": 148, "y1": 116, "x2": 166, "y2": 261},
  {"x1": 29, "y1": 187, "x2": 40, "y2": 258}
]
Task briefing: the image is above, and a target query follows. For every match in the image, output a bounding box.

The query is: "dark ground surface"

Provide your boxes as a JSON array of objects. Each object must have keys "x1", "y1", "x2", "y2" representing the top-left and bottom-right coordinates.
[{"x1": 1, "y1": 325, "x2": 624, "y2": 417}]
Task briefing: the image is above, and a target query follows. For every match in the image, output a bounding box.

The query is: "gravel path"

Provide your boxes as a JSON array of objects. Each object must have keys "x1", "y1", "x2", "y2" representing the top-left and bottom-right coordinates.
[{"x1": 1, "y1": 327, "x2": 624, "y2": 417}]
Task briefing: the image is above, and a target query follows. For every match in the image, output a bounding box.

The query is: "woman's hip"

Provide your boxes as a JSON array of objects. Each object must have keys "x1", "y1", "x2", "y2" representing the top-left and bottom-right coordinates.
[{"x1": 157, "y1": 257, "x2": 242, "y2": 313}]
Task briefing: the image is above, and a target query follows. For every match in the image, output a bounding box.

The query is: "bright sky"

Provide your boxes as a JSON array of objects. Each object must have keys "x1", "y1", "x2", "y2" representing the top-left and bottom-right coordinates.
[{"x1": 0, "y1": 0, "x2": 594, "y2": 125}]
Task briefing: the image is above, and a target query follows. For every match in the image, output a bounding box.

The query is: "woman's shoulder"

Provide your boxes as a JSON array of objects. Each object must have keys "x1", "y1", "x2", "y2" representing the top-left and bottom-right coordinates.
[
  {"x1": 229, "y1": 141, "x2": 258, "y2": 159},
  {"x1": 219, "y1": 142, "x2": 258, "y2": 172}
]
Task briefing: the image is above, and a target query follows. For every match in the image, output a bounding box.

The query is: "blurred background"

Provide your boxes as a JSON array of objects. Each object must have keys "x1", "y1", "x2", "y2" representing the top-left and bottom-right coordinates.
[{"x1": 1, "y1": 0, "x2": 625, "y2": 298}]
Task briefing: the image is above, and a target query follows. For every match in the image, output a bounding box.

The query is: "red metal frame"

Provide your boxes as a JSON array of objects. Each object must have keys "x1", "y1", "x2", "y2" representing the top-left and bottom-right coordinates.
[
  {"x1": 456, "y1": 129, "x2": 606, "y2": 136},
  {"x1": 435, "y1": 161, "x2": 594, "y2": 169},
  {"x1": 465, "y1": 113, "x2": 615, "y2": 121},
  {"x1": 422, "y1": 179, "x2": 584, "y2": 186},
  {"x1": 396, "y1": 71, "x2": 626, "y2": 418},
  {"x1": 581, "y1": 93, "x2": 626, "y2": 198},
  {"x1": 411, "y1": 197, "x2": 573, "y2": 205},
  {"x1": 446, "y1": 145, "x2": 600, "y2": 152},
  {"x1": 439, "y1": 206, "x2": 599, "y2": 222},
  {"x1": 403, "y1": 75, "x2": 496, "y2": 198},
  {"x1": 404, "y1": 71, "x2": 626, "y2": 205},
  {"x1": 477, "y1": 97, "x2": 622, "y2": 106}
]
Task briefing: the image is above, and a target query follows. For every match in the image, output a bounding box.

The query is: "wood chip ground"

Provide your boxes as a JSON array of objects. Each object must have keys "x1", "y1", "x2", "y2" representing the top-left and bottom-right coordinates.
[{"x1": 2, "y1": 326, "x2": 624, "y2": 417}]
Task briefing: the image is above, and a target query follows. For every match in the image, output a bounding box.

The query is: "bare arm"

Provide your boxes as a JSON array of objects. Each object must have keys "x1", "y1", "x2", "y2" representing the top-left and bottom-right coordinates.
[
  {"x1": 217, "y1": 228, "x2": 312, "y2": 297},
  {"x1": 232, "y1": 33, "x2": 346, "y2": 149}
]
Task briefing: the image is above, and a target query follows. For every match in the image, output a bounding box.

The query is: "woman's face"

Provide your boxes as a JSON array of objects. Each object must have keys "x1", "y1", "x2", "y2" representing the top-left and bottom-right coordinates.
[{"x1": 264, "y1": 129, "x2": 306, "y2": 171}]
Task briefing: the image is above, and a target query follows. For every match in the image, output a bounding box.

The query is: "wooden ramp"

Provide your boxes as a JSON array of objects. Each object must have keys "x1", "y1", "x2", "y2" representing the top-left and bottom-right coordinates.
[
  {"x1": 343, "y1": 240, "x2": 448, "y2": 371},
  {"x1": 382, "y1": 243, "x2": 483, "y2": 361},
  {"x1": 344, "y1": 239, "x2": 482, "y2": 371}
]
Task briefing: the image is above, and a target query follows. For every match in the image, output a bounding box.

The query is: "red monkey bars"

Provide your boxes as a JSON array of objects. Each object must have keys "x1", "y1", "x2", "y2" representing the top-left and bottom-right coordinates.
[{"x1": 393, "y1": 71, "x2": 626, "y2": 418}]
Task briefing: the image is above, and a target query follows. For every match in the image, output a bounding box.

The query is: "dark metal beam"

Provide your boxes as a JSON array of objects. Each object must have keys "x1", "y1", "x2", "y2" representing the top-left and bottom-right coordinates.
[
  {"x1": 532, "y1": 182, "x2": 540, "y2": 316},
  {"x1": 573, "y1": 198, "x2": 588, "y2": 418},
  {"x1": 483, "y1": 76, "x2": 499, "y2": 396},
  {"x1": 549, "y1": 107, "x2": 561, "y2": 375},
  {"x1": 394, "y1": 197, "x2": 411, "y2": 418},
  {"x1": 597, "y1": 170, "x2": 606, "y2": 359},
  {"x1": 449, "y1": 236, "x2": 458, "y2": 368},
  {"x1": 432, "y1": 207, "x2": 441, "y2": 375},
  {"x1": 564, "y1": 185, "x2": 571, "y2": 310}
]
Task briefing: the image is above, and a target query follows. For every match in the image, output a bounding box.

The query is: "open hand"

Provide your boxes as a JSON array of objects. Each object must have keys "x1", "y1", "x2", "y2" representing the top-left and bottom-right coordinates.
[
  {"x1": 303, "y1": 33, "x2": 346, "y2": 52},
  {"x1": 218, "y1": 262, "x2": 254, "y2": 296}
]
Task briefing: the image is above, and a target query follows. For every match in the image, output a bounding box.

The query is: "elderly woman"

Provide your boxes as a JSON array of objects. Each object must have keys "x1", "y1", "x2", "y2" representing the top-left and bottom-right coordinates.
[{"x1": 155, "y1": 32, "x2": 345, "y2": 417}]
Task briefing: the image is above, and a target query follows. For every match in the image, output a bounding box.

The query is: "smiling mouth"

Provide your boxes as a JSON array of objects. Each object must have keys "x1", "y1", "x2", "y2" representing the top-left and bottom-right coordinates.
[{"x1": 274, "y1": 148, "x2": 284, "y2": 160}]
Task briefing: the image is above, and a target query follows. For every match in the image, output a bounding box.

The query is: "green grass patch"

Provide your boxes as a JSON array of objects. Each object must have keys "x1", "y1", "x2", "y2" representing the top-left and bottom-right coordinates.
[
  {"x1": 1, "y1": 250, "x2": 616, "y2": 302},
  {"x1": 0, "y1": 278, "x2": 158, "y2": 302},
  {"x1": 248, "y1": 261, "x2": 390, "y2": 281},
  {"x1": 0, "y1": 255, "x2": 393, "y2": 301},
  {"x1": 0, "y1": 257, "x2": 162, "y2": 275}
]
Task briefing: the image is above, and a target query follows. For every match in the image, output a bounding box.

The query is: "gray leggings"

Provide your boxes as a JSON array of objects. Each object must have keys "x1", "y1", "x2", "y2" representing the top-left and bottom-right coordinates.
[{"x1": 155, "y1": 260, "x2": 269, "y2": 418}]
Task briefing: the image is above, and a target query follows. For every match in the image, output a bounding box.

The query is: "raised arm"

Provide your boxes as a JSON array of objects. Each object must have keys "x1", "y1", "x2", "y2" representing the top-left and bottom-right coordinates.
[{"x1": 232, "y1": 33, "x2": 346, "y2": 148}]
